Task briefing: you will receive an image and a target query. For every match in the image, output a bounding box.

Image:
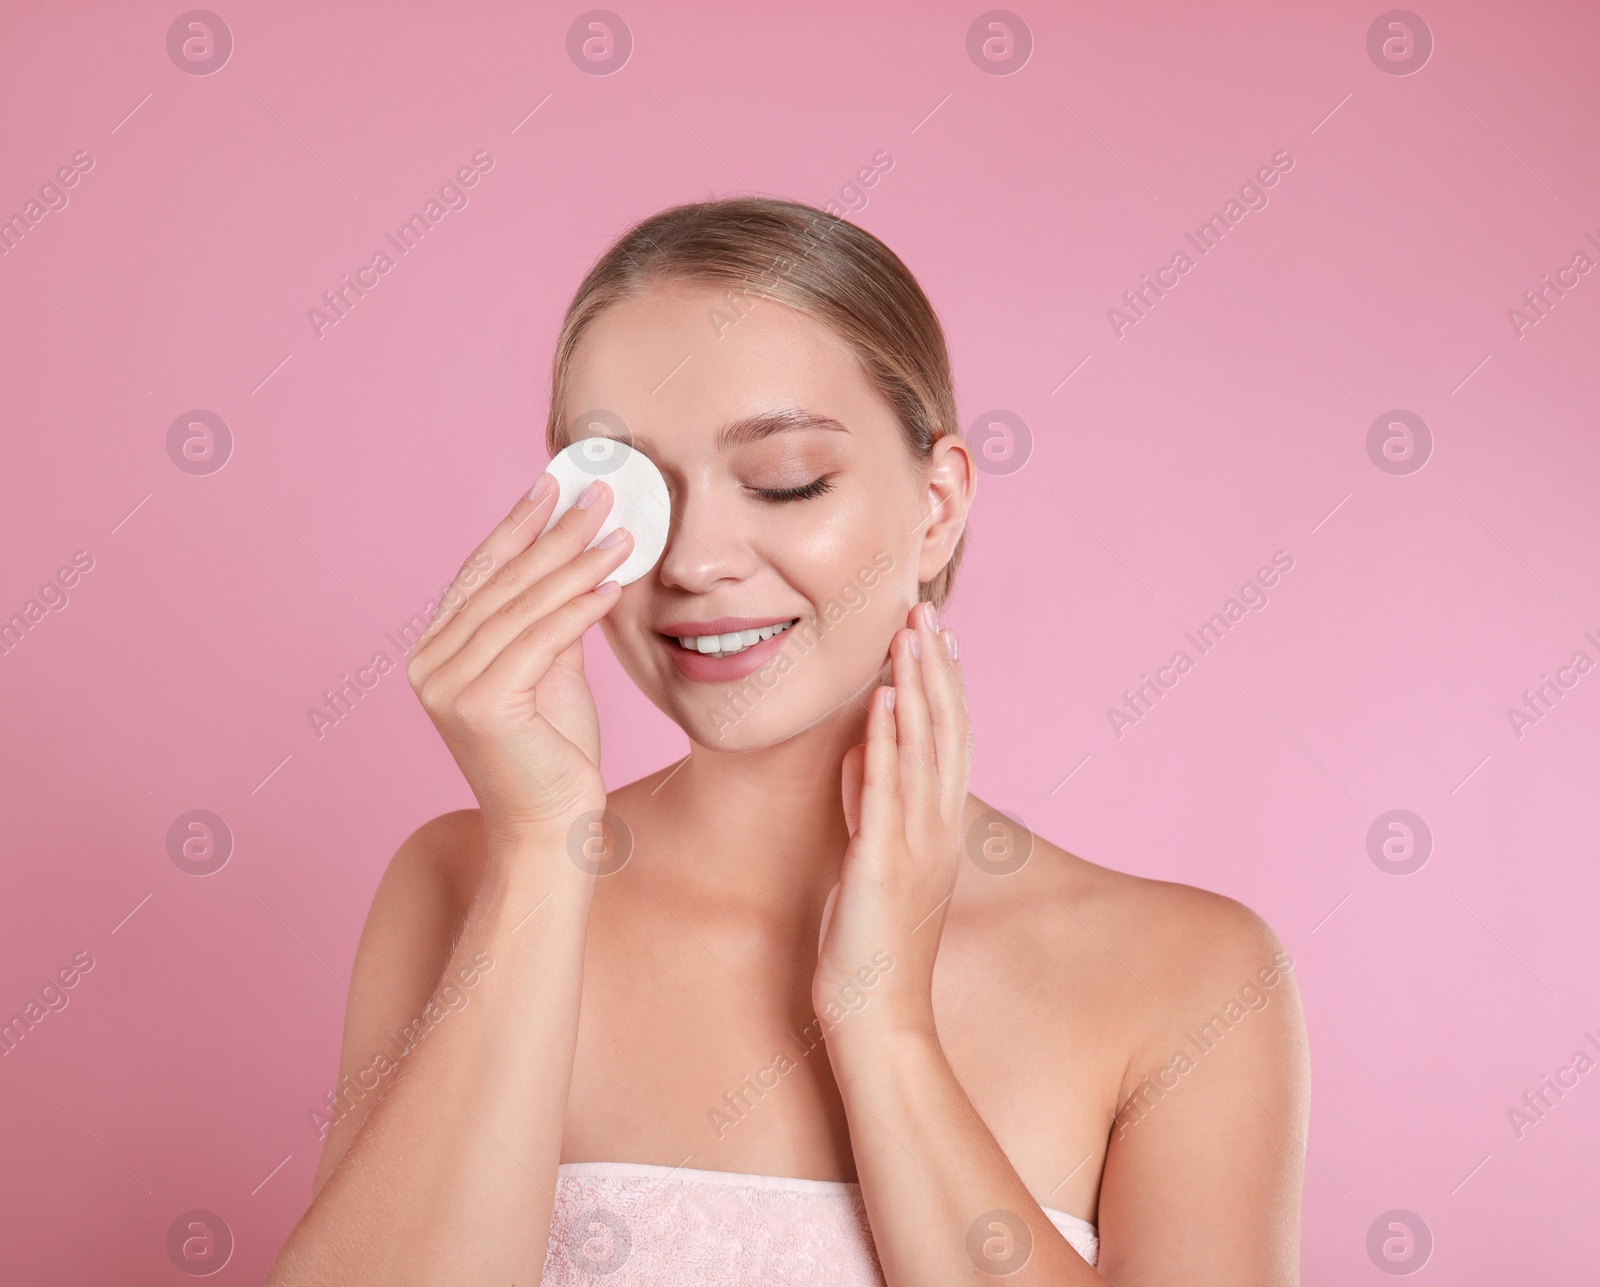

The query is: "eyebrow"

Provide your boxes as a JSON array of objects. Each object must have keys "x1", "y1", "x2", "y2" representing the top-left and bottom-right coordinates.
[
  {"x1": 714, "y1": 408, "x2": 848, "y2": 450},
  {"x1": 577, "y1": 407, "x2": 847, "y2": 460}
]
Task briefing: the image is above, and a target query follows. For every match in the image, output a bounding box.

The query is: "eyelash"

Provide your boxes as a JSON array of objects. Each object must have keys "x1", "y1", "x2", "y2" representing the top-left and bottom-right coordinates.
[{"x1": 752, "y1": 476, "x2": 834, "y2": 503}]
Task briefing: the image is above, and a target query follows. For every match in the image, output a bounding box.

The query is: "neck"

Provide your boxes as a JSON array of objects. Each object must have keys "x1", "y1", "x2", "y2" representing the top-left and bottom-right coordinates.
[{"x1": 641, "y1": 704, "x2": 868, "y2": 921}]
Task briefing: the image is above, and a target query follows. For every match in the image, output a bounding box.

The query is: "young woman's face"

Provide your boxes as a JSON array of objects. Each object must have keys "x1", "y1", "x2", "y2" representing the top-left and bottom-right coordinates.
[{"x1": 562, "y1": 279, "x2": 967, "y2": 751}]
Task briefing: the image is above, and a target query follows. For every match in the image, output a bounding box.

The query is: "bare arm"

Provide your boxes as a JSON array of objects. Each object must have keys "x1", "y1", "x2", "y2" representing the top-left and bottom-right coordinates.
[
  {"x1": 270, "y1": 826, "x2": 594, "y2": 1284},
  {"x1": 1095, "y1": 908, "x2": 1310, "y2": 1284},
  {"x1": 819, "y1": 604, "x2": 1309, "y2": 1283},
  {"x1": 304, "y1": 811, "x2": 479, "y2": 1204},
  {"x1": 818, "y1": 613, "x2": 1105, "y2": 1284},
  {"x1": 833, "y1": 1030, "x2": 1104, "y2": 1282},
  {"x1": 266, "y1": 472, "x2": 638, "y2": 1284},
  {"x1": 831, "y1": 902, "x2": 1309, "y2": 1285}
]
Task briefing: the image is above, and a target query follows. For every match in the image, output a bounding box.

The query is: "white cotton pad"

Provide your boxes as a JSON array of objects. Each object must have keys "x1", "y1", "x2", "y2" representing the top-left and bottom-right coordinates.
[{"x1": 536, "y1": 437, "x2": 671, "y2": 585}]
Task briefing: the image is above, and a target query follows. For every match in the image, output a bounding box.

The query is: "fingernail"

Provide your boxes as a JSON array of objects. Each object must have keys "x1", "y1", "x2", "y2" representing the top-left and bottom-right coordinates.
[
  {"x1": 942, "y1": 629, "x2": 958, "y2": 660},
  {"x1": 598, "y1": 526, "x2": 629, "y2": 549},
  {"x1": 595, "y1": 579, "x2": 620, "y2": 596},
  {"x1": 884, "y1": 686, "x2": 897, "y2": 712},
  {"x1": 528, "y1": 472, "x2": 553, "y2": 502},
  {"x1": 577, "y1": 479, "x2": 605, "y2": 509},
  {"x1": 908, "y1": 630, "x2": 921, "y2": 660},
  {"x1": 924, "y1": 602, "x2": 940, "y2": 632}
]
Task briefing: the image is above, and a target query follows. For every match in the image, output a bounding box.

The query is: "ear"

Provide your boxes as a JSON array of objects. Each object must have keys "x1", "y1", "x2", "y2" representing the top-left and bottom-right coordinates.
[{"x1": 917, "y1": 433, "x2": 976, "y2": 587}]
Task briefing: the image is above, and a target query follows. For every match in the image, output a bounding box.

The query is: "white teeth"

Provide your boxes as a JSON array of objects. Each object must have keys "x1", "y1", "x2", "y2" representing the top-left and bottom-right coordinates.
[{"x1": 676, "y1": 619, "x2": 797, "y2": 658}]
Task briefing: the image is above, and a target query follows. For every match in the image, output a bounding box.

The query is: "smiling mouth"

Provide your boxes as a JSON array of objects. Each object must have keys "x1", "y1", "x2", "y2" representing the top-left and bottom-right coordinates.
[{"x1": 668, "y1": 618, "x2": 801, "y2": 659}]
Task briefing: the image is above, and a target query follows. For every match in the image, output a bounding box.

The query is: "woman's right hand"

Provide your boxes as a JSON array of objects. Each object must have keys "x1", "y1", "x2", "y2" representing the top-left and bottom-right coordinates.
[{"x1": 405, "y1": 472, "x2": 634, "y2": 855}]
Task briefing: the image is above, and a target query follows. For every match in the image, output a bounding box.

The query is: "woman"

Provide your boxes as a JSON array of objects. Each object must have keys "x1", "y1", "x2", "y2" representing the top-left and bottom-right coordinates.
[{"x1": 267, "y1": 197, "x2": 1310, "y2": 1285}]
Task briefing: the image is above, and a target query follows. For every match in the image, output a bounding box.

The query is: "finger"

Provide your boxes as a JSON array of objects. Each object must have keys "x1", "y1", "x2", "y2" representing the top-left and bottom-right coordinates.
[
  {"x1": 425, "y1": 477, "x2": 612, "y2": 658},
  {"x1": 415, "y1": 479, "x2": 618, "y2": 674},
  {"x1": 841, "y1": 743, "x2": 866, "y2": 838},
  {"x1": 550, "y1": 631, "x2": 587, "y2": 683},
  {"x1": 817, "y1": 881, "x2": 841, "y2": 957},
  {"x1": 436, "y1": 527, "x2": 634, "y2": 688},
  {"x1": 889, "y1": 620, "x2": 939, "y2": 837},
  {"x1": 415, "y1": 475, "x2": 564, "y2": 650},
  {"x1": 431, "y1": 578, "x2": 624, "y2": 723},
  {"x1": 917, "y1": 604, "x2": 971, "y2": 811},
  {"x1": 424, "y1": 529, "x2": 633, "y2": 697},
  {"x1": 855, "y1": 683, "x2": 903, "y2": 857}
]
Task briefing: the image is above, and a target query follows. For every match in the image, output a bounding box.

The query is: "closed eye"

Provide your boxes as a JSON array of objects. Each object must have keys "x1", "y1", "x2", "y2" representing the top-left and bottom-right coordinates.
[{"x1": 751, "y1": 476, "x2": 834, "y2": 503}]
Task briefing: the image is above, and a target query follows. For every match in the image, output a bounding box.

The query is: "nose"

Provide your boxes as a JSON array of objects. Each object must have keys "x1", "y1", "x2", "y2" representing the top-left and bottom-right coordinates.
[{"x1": 654, "y1": 478, "x2": 759, "y2": 594}]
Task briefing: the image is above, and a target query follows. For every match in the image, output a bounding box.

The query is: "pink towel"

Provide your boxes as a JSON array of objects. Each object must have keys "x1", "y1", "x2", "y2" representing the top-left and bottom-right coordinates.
[{"x1": 540, "y1": 1161, "x2": 1098, "y2": 1284}]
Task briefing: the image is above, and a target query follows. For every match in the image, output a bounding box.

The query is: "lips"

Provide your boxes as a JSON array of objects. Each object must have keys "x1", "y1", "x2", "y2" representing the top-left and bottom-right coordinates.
[
  {"x1": 657, "y1": 616, "x2": 797, "y2": 638},
  {"x1": 659, "y1": 615, "x2": 804, "y2": 683},
  {"x1": 672, "y1": 620, "x2": 794, "y2": 656}
]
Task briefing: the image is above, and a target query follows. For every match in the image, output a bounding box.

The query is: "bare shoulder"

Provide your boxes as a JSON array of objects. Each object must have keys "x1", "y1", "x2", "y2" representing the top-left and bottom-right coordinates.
[
  {"x1": 1005, "y1": 826, "x2": 1314, "y2": 1277},
  {"x1": 955, "y1": 796, "x2": 1307, "y2": 1094},
  {"x1": 351, "y1": 807, "x2": 496, "y2": 1020},
  {"x1": 397, "y1": 807, "x2": 491, "y2": 921},
  {"x1": 964, "y1": 798, "x2": 1293, "y2": 979},
  {"x1": 1039, "y1": 834, "x2": 1309, "y2": 1138},
  {"x1": 1054, "y1": 836, "x2": 1294, "y2": 991}
]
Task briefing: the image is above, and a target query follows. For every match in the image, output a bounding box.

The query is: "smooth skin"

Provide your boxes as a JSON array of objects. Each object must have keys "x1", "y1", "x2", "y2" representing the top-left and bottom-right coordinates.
[{"x1": 266, "y1": 281, "x2": 1309, "y2": 1285}]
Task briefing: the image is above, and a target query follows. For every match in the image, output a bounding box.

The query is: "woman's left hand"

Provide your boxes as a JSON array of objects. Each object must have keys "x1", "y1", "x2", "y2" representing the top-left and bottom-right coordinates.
[{"x1": 812, "y1": 600, "x2": 971, "y2": 1055}]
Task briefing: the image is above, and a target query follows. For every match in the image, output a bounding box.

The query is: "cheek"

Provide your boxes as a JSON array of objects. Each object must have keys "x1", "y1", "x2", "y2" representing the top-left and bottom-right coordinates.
[
  {"x1": 779, "y1": 516, "x2": 910, "y2": 658},
  {"x1": 780, "y1": 502, "x2": 888, "y2": 604}
]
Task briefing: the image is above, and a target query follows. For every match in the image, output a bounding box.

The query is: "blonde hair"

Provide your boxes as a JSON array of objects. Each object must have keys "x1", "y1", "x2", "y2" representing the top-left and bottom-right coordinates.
[{"x1": 543, "y1": 196, "x2": 966, "y2": 608}]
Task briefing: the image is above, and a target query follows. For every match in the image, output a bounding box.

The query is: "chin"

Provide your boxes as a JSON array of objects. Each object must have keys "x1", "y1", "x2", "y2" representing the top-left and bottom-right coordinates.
[
  {"x1": 679, "y1": 657, "x2": 889, "y2": 753},
  {"x1": 682, "y1": 683, "x2": 822, "y2": 751}
]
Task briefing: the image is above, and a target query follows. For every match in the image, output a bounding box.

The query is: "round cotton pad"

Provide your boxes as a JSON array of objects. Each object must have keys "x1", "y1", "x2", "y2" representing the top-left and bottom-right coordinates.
[{"x1": 536, "y1": 437, "x2": 671, "y2": 585}]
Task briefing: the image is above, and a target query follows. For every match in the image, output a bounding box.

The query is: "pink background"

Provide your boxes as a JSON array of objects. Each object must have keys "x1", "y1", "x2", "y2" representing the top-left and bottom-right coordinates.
[{"x1": 2, "y1": 0, "x2": 1597, "y2": 1281}]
